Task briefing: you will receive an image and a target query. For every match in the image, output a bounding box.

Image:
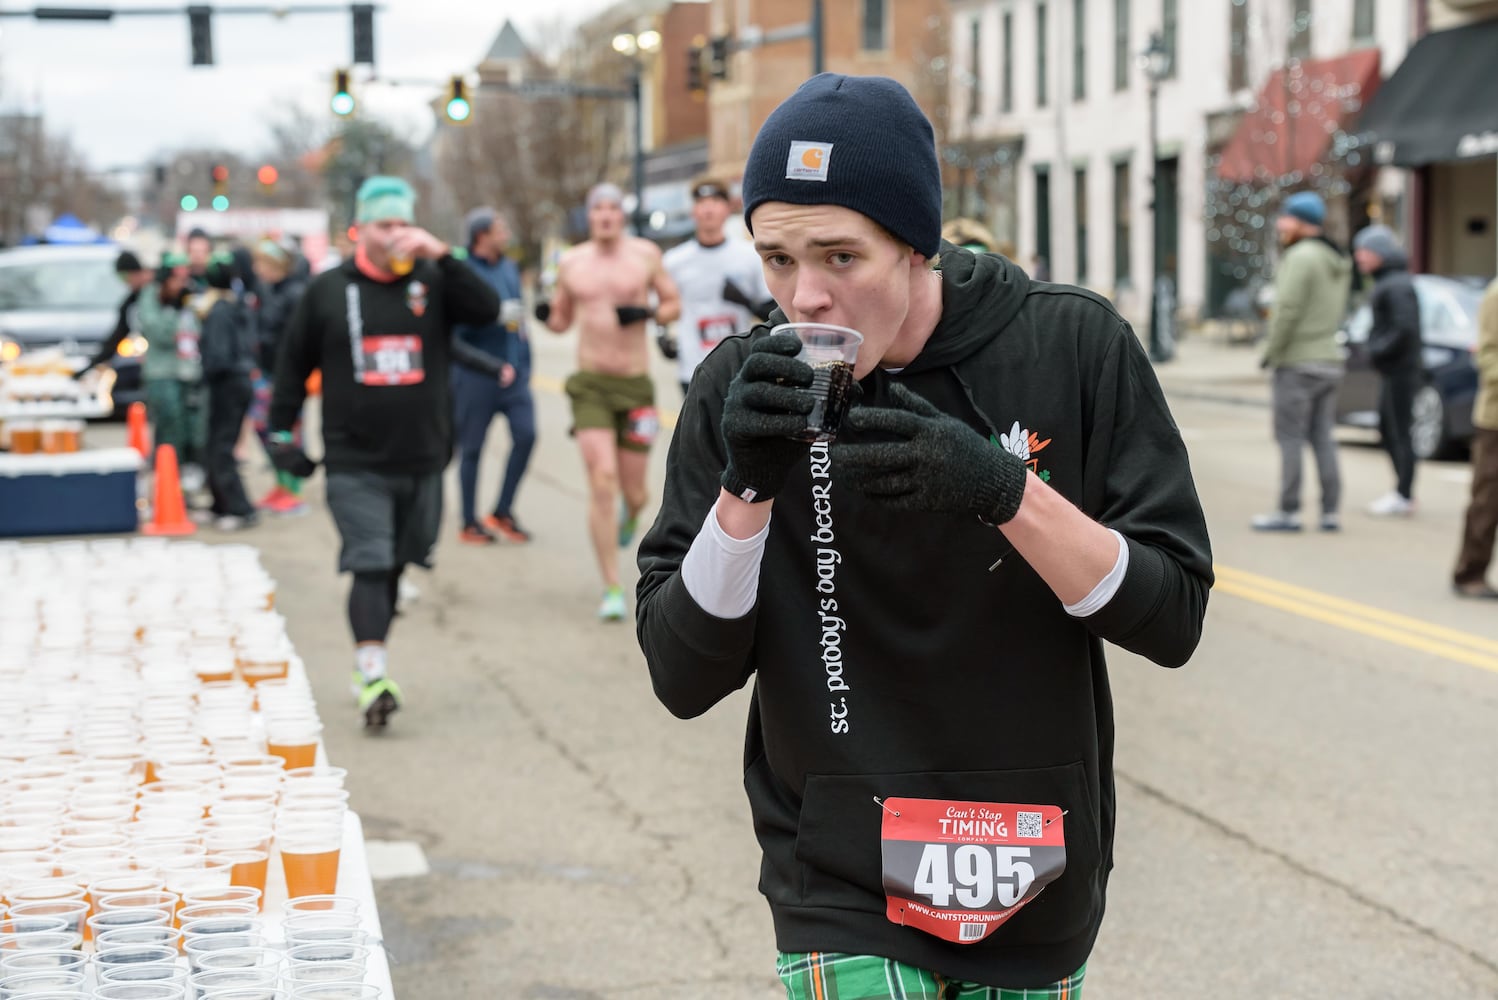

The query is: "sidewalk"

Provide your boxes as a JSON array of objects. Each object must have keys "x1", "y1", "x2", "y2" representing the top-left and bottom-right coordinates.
[{"x1": 1150, "y1": 327, "x2": 1270, "y2": 408}]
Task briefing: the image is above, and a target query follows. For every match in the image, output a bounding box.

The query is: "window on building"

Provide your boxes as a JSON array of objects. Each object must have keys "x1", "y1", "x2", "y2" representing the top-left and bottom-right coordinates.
[
  {"x1": 1001, "y1": 11, "x2": 1014, "y2": 112},
  {"x1": 1073, "y1": 0, "x2": 1086, "y2": 101},
  {"x1": 1074, "y1": 165, "x2": 1088, "y2": 283},
  {"x1": 1113, "y1": 159, "x2": 1132, "y2": 285},
  {"x1": 1035, "y1": 166, "x2": 1052, "y2": 273},
  {"x1": 1162, "y1": 0, "x2": 1178, "y2": 77},
  {"x1": 1352, "y1": 0, "x2": 1375, "y2": 41},
  {"x1": 1289, "y1": 0, "x2": 1311, "y2": 60},
  {"x1": 969, "y1": 18, "x2": 982, "y2": 119},
  {"x1": 1114, "y1": 0, "x2": 1130, "y2": 91},
  {"x1": 1037, "y1": 2, "x2": 1049, "y2": 107},
  {"x1": 1229, "y1": 0, "x2": 1249, "y2": 91},
  {"x1": 862, "y1": 0, "x2": 888, "y2": 51}
]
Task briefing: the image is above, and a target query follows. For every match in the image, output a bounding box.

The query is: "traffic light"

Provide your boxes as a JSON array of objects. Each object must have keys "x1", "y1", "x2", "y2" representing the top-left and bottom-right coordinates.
[
  {"x1": 257, "y1": 164, "x2": 279, "y2": 192},
  {"x1": 212, "y1": 195, "x2": 230, "y2": 212},
  {"x1": 187, "y1": 5, "x2": 213, "y2": 66},
  {"x1": 444, "y1": 76, "x2": 472, "y2": 125},
  {"x1": 211, "y1": 163, "x2": 229, "y2": 199},
  {"x1": 351, "y1": 4, "x2": 375, "y2": 65},
  {"x1": 332, "y1": 69, "x2": 355, "y2": 117},
  {"x1": 180, "y1": 195, "x2": 199, "y2": 212},
  {"x1": 686, "y1": 45, "x2": 705, "y2": 94}
]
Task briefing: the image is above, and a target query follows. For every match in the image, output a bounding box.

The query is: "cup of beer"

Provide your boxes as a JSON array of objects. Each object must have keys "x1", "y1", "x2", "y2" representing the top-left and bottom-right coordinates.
[{"x1": 773, "y1": 323, "x2": 863, "y2": 443}]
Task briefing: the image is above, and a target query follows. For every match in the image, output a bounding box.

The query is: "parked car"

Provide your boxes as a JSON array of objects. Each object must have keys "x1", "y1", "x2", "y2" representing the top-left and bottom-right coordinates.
[
  {"x1": 1336, "y1": 273, "x2": 1486, "y2": 461},
  {"x1": 0, "y1": 243, "x2": 143, "y2": 415}
]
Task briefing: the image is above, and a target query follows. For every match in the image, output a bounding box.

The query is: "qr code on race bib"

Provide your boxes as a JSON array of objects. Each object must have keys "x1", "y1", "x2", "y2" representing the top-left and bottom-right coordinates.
[
  {"x1": 1016, "y1": 811, "x2": 1043, "y2": 839},
  {"x1": 959, "y1": 922, "x2": 988, "y2": 941}
]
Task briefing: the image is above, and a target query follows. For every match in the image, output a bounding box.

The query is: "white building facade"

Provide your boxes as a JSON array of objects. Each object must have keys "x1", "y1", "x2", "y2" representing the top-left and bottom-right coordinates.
[{"x1": 947, "y1": 0, "x2": 1413, "y2": 325}]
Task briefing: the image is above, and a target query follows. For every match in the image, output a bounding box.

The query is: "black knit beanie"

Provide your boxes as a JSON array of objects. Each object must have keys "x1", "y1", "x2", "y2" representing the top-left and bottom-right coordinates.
[{"x1": 741, "y1": 74, "x2": 942, "y2": 258}]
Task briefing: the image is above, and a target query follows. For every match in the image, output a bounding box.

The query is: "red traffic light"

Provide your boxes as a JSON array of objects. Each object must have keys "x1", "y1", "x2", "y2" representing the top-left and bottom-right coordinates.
[
  {"x1": 257, "y1": 164, "x2": 279, "y2": 186},
  {"x1": 211, "y1": 164, "x2": 229, "y2": 183}
]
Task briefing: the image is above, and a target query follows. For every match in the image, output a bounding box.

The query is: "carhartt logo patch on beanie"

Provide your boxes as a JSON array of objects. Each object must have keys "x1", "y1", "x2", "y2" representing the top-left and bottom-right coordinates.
[{"x1": 743, "y1": 74, "x2": 942, "y2": 257}]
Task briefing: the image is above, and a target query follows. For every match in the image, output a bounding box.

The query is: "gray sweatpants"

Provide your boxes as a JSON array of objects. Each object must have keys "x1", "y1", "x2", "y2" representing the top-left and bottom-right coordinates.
[{"x1": 1272, "y1": 364, "x2": 1343, "y2": 515}]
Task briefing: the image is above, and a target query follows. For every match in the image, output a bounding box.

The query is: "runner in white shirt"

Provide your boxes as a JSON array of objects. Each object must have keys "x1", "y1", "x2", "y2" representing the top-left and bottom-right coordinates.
[{"x1": 662, "y1": 178, "x2": 773, "y2": 395}]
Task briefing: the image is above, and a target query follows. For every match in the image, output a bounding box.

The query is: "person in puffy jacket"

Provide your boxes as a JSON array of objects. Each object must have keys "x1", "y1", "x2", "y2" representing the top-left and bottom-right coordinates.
[
  {"x1": 196, "y1": 256, "x2": 258, "y2": 530},
  {"x1": 1353, "y1": 224, "x2": 1423, "y2": 517}
]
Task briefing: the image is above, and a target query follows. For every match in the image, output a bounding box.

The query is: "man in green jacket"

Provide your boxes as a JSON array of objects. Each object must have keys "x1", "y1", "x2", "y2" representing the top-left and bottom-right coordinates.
[
  {"x1": 1452, "y1": 277, "x2": 1498, "y2": 598},
  {"x1": 1252, "y1": 191, "x2": 1352, "y2": 532},
  {"x1": 137, "y1": 253, "x2": 205, "y2": 477}
]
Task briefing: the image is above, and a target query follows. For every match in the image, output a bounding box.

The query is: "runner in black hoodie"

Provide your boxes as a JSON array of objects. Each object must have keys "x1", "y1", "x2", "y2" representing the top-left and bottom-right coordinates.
[
  {"x1": 268, "y1": 176, "x2": 505, "y2": 729},
  {"x1": 636, "y1": 75, "x2": 1213, "y2": 996}
]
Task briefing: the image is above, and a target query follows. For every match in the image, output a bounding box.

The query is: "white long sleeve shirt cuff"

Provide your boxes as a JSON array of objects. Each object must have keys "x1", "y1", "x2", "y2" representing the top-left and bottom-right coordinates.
[
  {"x1": 680, "y1": 502, "x2": 771, "y2": 619},
  {"x1": 1063, "y1": 529, "x2": 1129, "y2": 617}
]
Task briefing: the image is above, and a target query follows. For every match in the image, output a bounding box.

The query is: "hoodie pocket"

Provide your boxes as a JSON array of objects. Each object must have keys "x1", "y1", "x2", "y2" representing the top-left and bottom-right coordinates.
[{"x1": 793, "y1": 762, "x2": 1101, "y2": 945}]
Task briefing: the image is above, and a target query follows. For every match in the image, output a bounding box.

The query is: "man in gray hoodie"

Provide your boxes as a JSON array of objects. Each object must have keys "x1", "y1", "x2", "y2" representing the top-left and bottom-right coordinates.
[
  {"x1": 1353, "y1": 224, "x2": 1423, "y2": 517},
  {"x1": 1253, "y1": 191, "x2": 1352, "y2": 532}
]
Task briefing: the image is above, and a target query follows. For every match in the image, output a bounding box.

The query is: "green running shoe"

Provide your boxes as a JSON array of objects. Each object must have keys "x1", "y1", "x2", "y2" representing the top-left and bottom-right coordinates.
[
  {"x1": 354, "y1": 675, "x2": 403, "y2": 729},
  {"x1": 618, "y1": 508, "x2": 638, "y2": 548},
  {"x1": 597, "y1": 586, "x2": 627, "y2": 623}
]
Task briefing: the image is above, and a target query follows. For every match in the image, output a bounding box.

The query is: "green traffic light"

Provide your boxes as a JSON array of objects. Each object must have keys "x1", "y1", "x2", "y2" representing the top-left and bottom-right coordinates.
[
  {"x1": 331, "y1": 91, "x2": 355, "y2": 116},
  {"x1": 212, "y1": 195, "x2": 230, "y2": 212},
  {"x1": 445, "y1": 98, "x2": 471, "y2": 123},
  {"x1": 180, "y1": 195, "x2": 199, "y2": 211}
]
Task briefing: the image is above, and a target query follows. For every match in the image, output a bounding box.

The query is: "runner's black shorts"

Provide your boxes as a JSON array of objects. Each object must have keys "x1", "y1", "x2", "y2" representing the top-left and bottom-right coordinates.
[{"x1": 325, "y1": 469, "x2": 443, "y2": 574}]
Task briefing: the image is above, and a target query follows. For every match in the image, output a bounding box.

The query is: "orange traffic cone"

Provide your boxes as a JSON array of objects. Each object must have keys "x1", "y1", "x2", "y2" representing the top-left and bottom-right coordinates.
[
  {"x1": 142, "y1": 444, "x2": 196, "y2": 536},
  {"x1": 126, "y1": 401, "x2": 150, "y2": 458}
]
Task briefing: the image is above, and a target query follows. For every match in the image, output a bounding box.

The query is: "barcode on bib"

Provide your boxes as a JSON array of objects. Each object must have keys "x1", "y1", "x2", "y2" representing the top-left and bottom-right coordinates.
[
  {"x1": 1016, "y1": 811, "x2": 1043, "y2": 838},
  {"x1": 959, "y1": 922, "x2": 988, "y2": 941}
]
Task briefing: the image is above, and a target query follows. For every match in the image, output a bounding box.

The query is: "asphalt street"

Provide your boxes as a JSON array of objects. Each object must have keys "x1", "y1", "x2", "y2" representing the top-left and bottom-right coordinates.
[{"x1": 168, "y1": 329, "x2": 1498, "y2": 998}]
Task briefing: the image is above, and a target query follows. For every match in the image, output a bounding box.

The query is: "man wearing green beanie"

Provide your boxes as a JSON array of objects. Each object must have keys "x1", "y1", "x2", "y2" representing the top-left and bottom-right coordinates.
[{"x1": 268, "y1": 175, "x2": 510, "y2": 729}]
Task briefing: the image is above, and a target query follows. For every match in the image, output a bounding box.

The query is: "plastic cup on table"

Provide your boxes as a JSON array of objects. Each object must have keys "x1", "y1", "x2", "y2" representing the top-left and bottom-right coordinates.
[
  {"x1": 183, "y1": 931, "x2": 265, "y2": 973},
  {"x1": 86, "y1": 907, "x2": 171, "y2": 941},
  {"x1": 263, "y1": 717, "x2": 322, "y2": 772},
  {"x1": 96, "y1": 892, "x2": 178, "y2": 921},
  {"x1": 290, "y1": 984, "x2": 383, "y2": 1000},
  {"x1": 181, "y1": 887, "x2": 261, "y2": 912},
  {"x1": 189, "y1": 947, "x2": 279, "y2": 976},
  {"x1": 1, "y1": 902, "x2": 87, "y2": 940},
  {"x1": 93, "y1": 944, "x2": 181, "y2": 978},
  {"x1": 96, "y1": 964, "x2": 189, "y2": 988},
  {"x1": 280, "y1": 896, "x2": 359, "y2": 919},
  {"x1": 0, "y1": 950, "x2": 86, "y2": 976},
  {"x1": 0, "y1": 970, "x2": 87, "y2": 996},
  {"x1": 199, "y1": 989, "x2": 282, "y2": 1000},
  {"x1": 93, "y1": 925, "x2": 182, "y2": 954},
  {"x1": 281, "y1": 914, "x2": 365, "y2": 949},
  {"x1": 188, "y1": 968, "x2": 281, "y2": 995},
  {"x1": 273, "y1": 814, "x2": 345, "y2": 900},
  {"x1": 91, "y1": 984, "x2": 189, "y2": 1000},
  {"x1": 0, "y1": 931, "x2": 80, "y2": 954},
  {"x1": 284, "y1": 942, "x2": 370, "y2": 979}
]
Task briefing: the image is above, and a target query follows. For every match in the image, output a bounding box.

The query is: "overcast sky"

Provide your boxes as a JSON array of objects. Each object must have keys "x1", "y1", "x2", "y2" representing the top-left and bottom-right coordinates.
[{"x1": 0, "y1": 0, "x2": 623, "y2": 176}]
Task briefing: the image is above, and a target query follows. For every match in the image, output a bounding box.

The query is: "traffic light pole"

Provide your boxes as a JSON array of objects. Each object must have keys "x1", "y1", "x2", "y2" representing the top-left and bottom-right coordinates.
[{"x1": 630, "y1": 66, "x2": 647, "y2": 237}]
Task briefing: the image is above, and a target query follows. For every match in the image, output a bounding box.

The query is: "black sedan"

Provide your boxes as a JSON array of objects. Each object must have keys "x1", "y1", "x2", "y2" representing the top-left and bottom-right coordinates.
[
  {"x1": 0, "y1": 243, "x2": 143, "y2": 414},
  {"x1": 1336, "y1": 274, "x2": 1486, "y2": 461}
]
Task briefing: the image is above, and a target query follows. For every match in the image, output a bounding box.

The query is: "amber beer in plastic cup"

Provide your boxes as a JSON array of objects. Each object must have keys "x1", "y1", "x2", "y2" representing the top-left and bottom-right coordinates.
[
  {"x1": 276, "y1": 811, "x2": 343, "y2": 899},
  {"x1": 265, "y1": 717, "x2": 322, "y2": 771}
]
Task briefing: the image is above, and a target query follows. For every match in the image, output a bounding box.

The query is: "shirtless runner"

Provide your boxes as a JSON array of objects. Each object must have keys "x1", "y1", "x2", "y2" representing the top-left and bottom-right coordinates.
[{"x1": 537, "y1": 183, "x2": 681, "y2": 621}]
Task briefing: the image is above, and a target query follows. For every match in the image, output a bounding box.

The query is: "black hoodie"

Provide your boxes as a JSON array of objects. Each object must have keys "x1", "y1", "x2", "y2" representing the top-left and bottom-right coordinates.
[{"x1": 636, "y1": 245, "x2": 1213, "y2": 988}]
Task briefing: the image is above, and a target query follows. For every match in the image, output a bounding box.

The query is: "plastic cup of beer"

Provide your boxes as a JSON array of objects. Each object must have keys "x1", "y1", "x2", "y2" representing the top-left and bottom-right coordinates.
[
  {"x1": 275, "y1": 813, "x2": 343, "y2": 899},
  {"x1": 774, "y1": 323, "x2": 863, "y2": 442},
  {"x1": 264, "y1": 718, "x2": 322, "y2": 772}
]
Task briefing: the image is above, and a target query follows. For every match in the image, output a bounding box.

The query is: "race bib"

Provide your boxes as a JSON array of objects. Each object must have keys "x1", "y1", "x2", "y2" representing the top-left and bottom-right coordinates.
[
  {"x1": 697, "y1": 314, "x2": 737, "y2": 350},
  {"x1": 176, "y1": 315, "x2": 201, "y2": 362},
  {"x1": 624, "y1": 406, "x2": 659, "y2": 447},
  {"x1": 359, "y1": 335, "x2": 425, "y2": 386},
  {"x1": 880, "y1": 797, "x2": 1066, "y2": 945}
]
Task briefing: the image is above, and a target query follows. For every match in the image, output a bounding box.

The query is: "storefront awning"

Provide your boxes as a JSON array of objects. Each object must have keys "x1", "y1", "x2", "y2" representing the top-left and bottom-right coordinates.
[
  {"x1": 1215, "y1": 49, "x2": 1382, "y2": 186},
  {"x1": 1356, "y1": 18, "x2": 1498, "y2": 167}
]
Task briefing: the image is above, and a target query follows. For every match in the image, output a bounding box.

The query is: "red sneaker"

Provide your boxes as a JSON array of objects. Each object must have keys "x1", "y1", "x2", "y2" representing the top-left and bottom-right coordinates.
[
  {"x1": 459, "y1": 522, "x2": 497, "y2": 545},
  {"x1": 256, "y1": 485, "x2": 287, "y2": 510},
  {"x1": 482, "y1": 513, "x2": 531, "y2": 544},
  {"x1": 263, "y1": 489, "x2": 308, "y2": 517}
]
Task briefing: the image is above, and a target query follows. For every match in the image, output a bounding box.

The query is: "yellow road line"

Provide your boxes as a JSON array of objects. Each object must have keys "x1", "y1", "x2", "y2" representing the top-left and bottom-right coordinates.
[
  {"x1": 1215, "y1": 571, "x2": 1498, "y2": 676},
  {"x1": 529, "y1": 373, "x2": 678, "y2": 429}
]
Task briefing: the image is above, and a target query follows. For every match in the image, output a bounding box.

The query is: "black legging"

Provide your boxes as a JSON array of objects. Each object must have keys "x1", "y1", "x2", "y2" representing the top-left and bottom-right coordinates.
[
  {"x1": 349, "y1": 566, "x2": 404, "y2": 644},
  {"x1": 1379, "y1": 370, "x2": 1419, "y2": 500}
]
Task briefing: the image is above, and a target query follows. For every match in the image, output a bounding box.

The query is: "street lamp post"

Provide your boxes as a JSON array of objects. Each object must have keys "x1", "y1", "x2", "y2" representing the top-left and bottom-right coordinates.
[
  {"x1": 612, "y1": 28, "x2": 662, "y2": 236},
  {"x1": 1139, "y1": 30, "x2": 1173, "y2": 363}
]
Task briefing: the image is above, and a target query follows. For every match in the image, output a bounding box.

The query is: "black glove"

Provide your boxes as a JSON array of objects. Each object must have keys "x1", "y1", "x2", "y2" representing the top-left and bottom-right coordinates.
[
  {"x1": 719, "y1": 332, "x2": 815, "y2": 503},
  {"x1": 656, "y1": 329, "x2": 679, "y2": 361},
  {"x1": 534, "y1": 301, "x2": 551, "y2": 324},
  {"x1": 616, "y1": 305, "x2": 653, "y2": 326},
  {"x1": 831, "y1": 383, "x2": 1028, "y2": 526},
  {"x1": 721, "y1": 279, "x2": 776, "y2": 321},
  {"x1": 268, "y1": 435, "x2": 318, "y2": 479},
  {"x1": 71, "y1": 365, "x2": 94, "y2": 381}
]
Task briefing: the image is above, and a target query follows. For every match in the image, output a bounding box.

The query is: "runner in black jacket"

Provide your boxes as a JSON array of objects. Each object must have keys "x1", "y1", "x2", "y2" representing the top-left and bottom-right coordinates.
[
  {"x1": 636, "y1": 75, "x2": 1212, "y2": 995},
  {"x1": 268, "y1": 175, "x2": 506, "y2": 729}
]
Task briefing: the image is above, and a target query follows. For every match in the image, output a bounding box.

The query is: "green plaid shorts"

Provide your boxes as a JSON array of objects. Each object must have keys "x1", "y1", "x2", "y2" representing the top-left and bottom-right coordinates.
[{"x1": 777, "y1": 952, "x2": 1086, "y2": 1000}]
